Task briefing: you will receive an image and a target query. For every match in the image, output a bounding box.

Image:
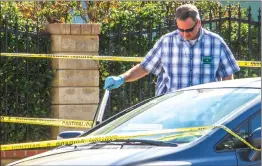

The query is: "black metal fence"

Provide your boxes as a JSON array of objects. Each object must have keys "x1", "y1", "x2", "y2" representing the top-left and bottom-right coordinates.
[
  {"x1": 99, "y1": 4, "x2": 261, "y2": 119},
  {"x1": 0, "y1": 8, "x2": 52, "y2": 143},
  {"x1": 0, "y1": 2, "x2": 261, "y2": 144}
]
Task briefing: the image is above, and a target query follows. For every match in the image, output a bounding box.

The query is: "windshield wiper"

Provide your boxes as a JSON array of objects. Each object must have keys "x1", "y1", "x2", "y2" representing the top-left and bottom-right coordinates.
[
  {"x1": 112, "y1": 139, "x2": 178, "y2": 146},
  {"x1": 55, "y1": 139, "x2": 178, "y2": 150},
  {"x1": 74, "y1": 139, "x2": 178, "y2": 147}
]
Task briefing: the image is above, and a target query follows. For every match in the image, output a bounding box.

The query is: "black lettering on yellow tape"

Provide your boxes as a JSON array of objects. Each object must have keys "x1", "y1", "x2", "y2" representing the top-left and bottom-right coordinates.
[
  {"x1": 1, "y1": 116, "x2": 93, "y2": 128},
  {"x1": 1, "y1": 53, "x2": 260, "y2": 67},
  {"x1": 1, "y1": 125, "x2": 261, "y2": 151},
  {"x1": 0, "y1": 53, "x2": 143, "y2": 62},
  {"x1": 158, "y1": 131, "x2": 203, "y2": 141},
  {"x1": 237, "y1": 61, "x2": 261, "y2": 68}
]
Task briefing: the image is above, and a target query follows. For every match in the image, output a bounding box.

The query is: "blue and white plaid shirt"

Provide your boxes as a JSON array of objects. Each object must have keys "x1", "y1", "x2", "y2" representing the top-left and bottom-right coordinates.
[{"x1": 141, "y1": 28, "x2": 240, "y2": 96}]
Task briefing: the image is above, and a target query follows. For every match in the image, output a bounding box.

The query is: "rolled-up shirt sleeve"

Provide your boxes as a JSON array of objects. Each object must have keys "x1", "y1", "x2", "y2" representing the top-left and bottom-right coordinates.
[
  {"x1": 217, "y1": 41, "x2": 240, "y2": 78},
  {"x1": 140, "y1": 37, "x2": 163, "y2": 76}
]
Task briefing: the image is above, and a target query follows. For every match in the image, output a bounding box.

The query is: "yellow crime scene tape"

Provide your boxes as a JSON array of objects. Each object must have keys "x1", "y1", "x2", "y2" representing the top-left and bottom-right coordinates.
[
  {"x1": 0, "y1": 53, "x2": 143, "y2": 62},
  {"x1": 1, "y1": 125, "x2": 261, "y2": 151},
  {"x1": 158, "y1": 131, "x2": 204, "y2": 141},
  {"x1": 237, "y1": 61, "x2": 261, "y2": 68},
  {"x1": 0, "y1": 53, "x2": 260, "y2": 151},
  {"x1": 1, "y1": 53, "x2": 261, "y2": 67},
  {"x1": 0, "y1": 116, "x2": 93, "y2": 129}
]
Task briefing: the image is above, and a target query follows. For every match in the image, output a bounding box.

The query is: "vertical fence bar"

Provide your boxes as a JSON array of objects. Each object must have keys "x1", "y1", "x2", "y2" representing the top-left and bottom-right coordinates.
[
  {"x1": 228, "y1": 5, "x2": 232, "y2": 48},
  {"x1": 247, "y1": 7, "x2": 252, "y2": 77},
  {"x1": 0, "y1": 0, "x2": 2, "y2": 143},
  {"x1": 148, "y1": 17, "x2": 153, "y2": 98},
  {"x1": 158, "y1": 23, "x2": 162, "y2": 44},
  {"x1": 165, "y1": 2, "x2": 170, "y2": 26},
  {"x1": 258, "y1": 8, "x2": 261, "y2": 62},
  {"x1": 0, "y1": 1, "x2": 1, "y2": 55},
  {"x1": 107, "y1": 22, "x2": 111, "y2": 58},
  {"x1": 0, "y1": 1, "x2": 2, "y2": 70},
  {"x1": 106, "y1": 22, "x2": 112, "y2": 118},
  {"x1": 4, "y1": 14, "x2": 8, "y2": 143},
  {"x1": 15, "y1": 16, "x2": 19, "y2": 113},
  {"x1": 36, "y1": 16, "x2": 41, "y2": 124},
  {"x1": 14, "y1": 16, "x2": 19, "y2": 143},
  {"x1": 46, "y1": 36, "x2": 52, "y2": 124},
  {"x1": 0, "y1": 2, "x2": 2, "y2": 60},
  {"x1": 4, "y1": 13, "x2": 9, "y2": 142},
  {"x1": 168, "y1": 14, "x2": 173, "y2": 32},
  {"x1": 117, "y1": 22, "x2": 121, "y2": 56},
  {"x1": 4, "y1": 15, "x2": 7, "y2": 51},
  {"x1": 4, "y1": 16, "x2": 7, "y2": 53},
  {"x1": 98, "y1": 33, "x2": 104, "y2": 117},
  {"x1": 25, "y1": 19, "x2": 30, "y2": 141},
  {"x1": 48, "y1": 36, "x2": 52, "y2": 139},
  {"x1": 116, "y1": 21, "x2": 125, "y2": 109},
  {"x1": 37, "y1": 19, "x2": 40, "y2": 54},
  {"x1": 15, "y1": 17, "x2": 18, "y2": 53},
  {"x1": 237, "y1": 5, "x2": 241, "y2": 60},
  {"x1": 37, "y1": 17, "x2": 40, "y2": 91},
  {"x1": 209, "y1": 7, "x2": 212, "y2": 31},
  {"x1": 45, "y1": 36, "x2": 50, "y2": 54},
  {"x1": 138, "y1": 16, "x2": 143, "y2": 102},
  {"x1": 237, "y1": 5, "x2": 241, "y2": 78},
  {"x1": 44, "y1": 34, "x2": 51, "y2": 127},
  {"x1": 128, "y1": 30, "x2": 132, "y2": 107},
  {"x1": 218, "y1": 5, "x2": 222, "y2": 35},
  {"x1": 257, "y1": 8, "x2": 261, "y2": 76},
  {"x1": 4, "y1": 15, "x2": 8, "y2": 114}
]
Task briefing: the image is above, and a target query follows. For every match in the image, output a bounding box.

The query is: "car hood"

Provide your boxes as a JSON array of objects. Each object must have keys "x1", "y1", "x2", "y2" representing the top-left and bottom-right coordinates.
[{"x1": 8, "y1": 145, "x2": 191, "y2": 166}]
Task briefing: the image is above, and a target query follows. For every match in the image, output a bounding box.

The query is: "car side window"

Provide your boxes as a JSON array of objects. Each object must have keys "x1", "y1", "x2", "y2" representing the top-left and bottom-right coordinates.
[
  {"x1": 250, "y1": 111, "x2": 261, "y2": 132},
  {"x1": 216, "y1": 110, "x2": 261, "y2": 151}
]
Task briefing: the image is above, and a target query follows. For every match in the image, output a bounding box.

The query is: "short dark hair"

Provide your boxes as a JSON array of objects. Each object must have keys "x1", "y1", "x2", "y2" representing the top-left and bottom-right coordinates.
[{"x1": 175, "y1": 4, "x2": 200, "y2": 22}]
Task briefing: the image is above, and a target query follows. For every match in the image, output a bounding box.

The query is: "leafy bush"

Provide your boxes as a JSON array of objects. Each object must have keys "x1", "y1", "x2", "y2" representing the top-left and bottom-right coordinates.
[{"x1": 98, "y1": 1, "x2": 260, "y2": 117}]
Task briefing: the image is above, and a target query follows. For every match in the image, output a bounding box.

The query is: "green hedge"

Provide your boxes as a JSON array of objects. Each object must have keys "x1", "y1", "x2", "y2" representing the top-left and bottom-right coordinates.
[
  {"x1": 0, "y1": 57, "x2": 54, "y2": 144},
  {"x1": 98, "y1": 1, "x2": 261, "y2": 117}
]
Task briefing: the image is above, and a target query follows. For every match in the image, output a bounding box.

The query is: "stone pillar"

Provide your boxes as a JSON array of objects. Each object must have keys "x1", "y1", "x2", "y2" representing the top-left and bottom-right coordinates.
[{"x1": 45, "y1": 23, "x2": 100, "y2": 139}]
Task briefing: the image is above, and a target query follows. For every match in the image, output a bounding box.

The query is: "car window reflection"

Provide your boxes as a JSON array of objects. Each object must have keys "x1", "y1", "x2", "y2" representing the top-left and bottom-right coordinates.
[{"x1": 89, "y1": 88, "x2": 260, "y2": 144}]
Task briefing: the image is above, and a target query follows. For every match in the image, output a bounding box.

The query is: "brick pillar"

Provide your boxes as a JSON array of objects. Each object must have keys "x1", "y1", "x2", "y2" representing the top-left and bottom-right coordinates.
[{"x1": 45, "y1": 23, "x2": 100, "y2": 139}]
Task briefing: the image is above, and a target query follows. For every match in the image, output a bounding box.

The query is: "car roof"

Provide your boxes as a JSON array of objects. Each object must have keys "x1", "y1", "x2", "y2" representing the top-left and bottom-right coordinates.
[{"x1": 180, "y1": 77, "x2": 261, "y2": 90}]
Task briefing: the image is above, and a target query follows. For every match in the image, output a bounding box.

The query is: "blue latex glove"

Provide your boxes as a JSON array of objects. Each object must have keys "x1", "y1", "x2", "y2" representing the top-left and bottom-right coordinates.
[{"x1": 103, "y1": 76, "x2": 125, "y2": 90}]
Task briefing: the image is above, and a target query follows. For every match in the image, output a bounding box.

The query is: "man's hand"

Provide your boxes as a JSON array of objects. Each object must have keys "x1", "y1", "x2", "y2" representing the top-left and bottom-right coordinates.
[
  {"x1": 103, "y1": 64, "x2": 148, "y2": 90},
  {"x1": 103, "y1": 76, "x2": 125, "y2": 90},
  {"x1": 222, "y1": 74, "x2": 233, "y2": 81}
]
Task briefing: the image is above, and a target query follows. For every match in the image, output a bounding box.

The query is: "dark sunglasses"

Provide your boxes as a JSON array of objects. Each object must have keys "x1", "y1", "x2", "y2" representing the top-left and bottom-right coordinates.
[{"x1": 177, "y1": 21, "x2": 198, "y2": 33}]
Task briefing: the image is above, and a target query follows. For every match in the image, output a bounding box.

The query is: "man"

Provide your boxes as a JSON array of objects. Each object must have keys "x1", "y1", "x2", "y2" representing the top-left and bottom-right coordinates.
[{"x1": 104, "y1": 4, "x2": 240, "y2": 96}]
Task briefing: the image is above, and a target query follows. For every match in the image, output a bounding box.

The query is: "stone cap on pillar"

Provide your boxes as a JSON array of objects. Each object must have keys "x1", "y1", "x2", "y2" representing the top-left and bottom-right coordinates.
[{"x1": 45, "y1": 23, "x2": 101, "y2": 35}]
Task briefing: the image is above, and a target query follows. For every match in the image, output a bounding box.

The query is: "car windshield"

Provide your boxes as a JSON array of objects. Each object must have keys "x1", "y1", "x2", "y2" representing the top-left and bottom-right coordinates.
[{"x1": 87, "y1": 88, "x2": 260, "y2": 144}]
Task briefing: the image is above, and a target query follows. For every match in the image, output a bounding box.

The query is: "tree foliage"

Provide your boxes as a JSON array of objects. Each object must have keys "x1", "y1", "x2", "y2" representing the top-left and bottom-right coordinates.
[
  {"x1": 75, "y1": 1, "x2": 119, "y2": 23},
  {"x1": 1, "y1": 1, "x2": 77, "y2": 28}
]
